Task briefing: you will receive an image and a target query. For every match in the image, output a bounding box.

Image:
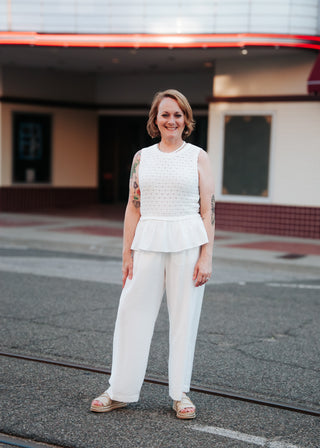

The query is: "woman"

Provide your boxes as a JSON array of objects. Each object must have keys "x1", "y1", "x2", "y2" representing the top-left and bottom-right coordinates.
[{"x1": 91, "y1": 89, "x2": 215, "y2": 419}]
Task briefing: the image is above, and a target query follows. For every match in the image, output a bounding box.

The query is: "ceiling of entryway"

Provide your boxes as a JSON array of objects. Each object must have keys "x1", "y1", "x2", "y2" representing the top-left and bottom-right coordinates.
[{"x1": 0, "y1": 44, "x2": 307, "y2": 74}]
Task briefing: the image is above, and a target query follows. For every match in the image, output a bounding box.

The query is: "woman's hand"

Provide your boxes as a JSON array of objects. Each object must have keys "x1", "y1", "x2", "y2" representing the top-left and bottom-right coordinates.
[
  {"x1": 122, "y1": 250, "x2": 133, "y2": 288},
  {"x1": 193, "y1": 252, "x2": 212, "y2": 287}
]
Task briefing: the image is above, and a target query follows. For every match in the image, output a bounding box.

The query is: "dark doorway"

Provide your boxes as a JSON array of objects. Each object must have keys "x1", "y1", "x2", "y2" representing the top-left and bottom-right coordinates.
[
  {"x1": 99, "y1": 114, "x2": 208, "y2": 203},
  {"x1": 99, "y1": 115, "x2": 153, "y2": 203}
]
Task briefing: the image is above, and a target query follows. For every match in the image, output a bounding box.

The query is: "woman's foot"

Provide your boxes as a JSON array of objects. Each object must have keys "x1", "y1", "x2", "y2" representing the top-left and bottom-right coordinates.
[
  {"x1": 90, "y1": 391, "x2": 127, "y2": 413},
  {"x1": 172, "y1": 393, "x2": 196, "y2": 419}
]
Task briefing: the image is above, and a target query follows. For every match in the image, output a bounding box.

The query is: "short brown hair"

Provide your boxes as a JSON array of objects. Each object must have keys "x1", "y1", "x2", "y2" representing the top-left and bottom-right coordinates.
[{"x1": 147, "y1": 89, "x2": 195, "y2": 139}]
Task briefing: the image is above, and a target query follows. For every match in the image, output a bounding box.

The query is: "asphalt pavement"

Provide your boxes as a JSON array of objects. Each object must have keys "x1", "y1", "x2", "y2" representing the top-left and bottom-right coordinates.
[{"x1": 0, "y1": 207, "x2": 319, "y2": 448}]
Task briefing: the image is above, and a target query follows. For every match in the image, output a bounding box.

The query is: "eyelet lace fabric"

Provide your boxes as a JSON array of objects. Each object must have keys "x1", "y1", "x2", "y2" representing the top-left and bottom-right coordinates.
[{"x1": 131, "y1": 143, "x2": 208, "y2": 252}]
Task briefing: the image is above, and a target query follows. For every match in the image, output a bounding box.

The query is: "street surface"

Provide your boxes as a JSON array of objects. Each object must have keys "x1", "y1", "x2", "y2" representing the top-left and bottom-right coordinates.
[{"x1": 0, "y1": 211, "x2": 319, "y2": 448}]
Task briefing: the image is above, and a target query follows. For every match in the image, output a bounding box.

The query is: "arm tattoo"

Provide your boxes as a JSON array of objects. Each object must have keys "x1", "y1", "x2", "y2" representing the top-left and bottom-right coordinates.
[
  {"x1": 211, "y1": 194, "x2": 215, "y2": 226},
  {"x1": 130, "y1": 151, "x2": 141, "y2": 209}
]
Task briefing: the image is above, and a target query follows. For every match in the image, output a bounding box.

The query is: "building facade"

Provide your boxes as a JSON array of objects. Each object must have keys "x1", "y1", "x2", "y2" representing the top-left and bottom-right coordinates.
[{"x1": 0, "y1": 0, "x2": 320, "y2": 237}]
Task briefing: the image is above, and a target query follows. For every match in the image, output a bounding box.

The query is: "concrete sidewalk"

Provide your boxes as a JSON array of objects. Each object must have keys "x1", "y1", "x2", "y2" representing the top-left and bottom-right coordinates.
[{"x1": 0, "y1": 206, "x2": 319, "y2": 271}]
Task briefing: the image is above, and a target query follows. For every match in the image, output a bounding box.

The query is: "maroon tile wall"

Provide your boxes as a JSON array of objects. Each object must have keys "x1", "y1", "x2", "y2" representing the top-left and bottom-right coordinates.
[
  {"x1": 1, "y1": 189, "x2": 319, "y2": 239},
  {"x1": 0, "y1": 187, "x2": 98, "y2": 212},
  {"x1": 216, "y1": 202, "x2": 320, "y2": 239}
]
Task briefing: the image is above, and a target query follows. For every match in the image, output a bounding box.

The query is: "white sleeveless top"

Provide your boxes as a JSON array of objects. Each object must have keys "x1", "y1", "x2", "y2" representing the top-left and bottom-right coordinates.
[{"x1": 131, "y1": 142, "x2": 208, "y2": 252}]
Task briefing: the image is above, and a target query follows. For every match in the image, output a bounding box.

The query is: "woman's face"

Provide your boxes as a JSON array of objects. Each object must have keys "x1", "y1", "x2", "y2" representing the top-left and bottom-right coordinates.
[{"x1": 155, "y1": 97, "x2": 185, "y2": 141}]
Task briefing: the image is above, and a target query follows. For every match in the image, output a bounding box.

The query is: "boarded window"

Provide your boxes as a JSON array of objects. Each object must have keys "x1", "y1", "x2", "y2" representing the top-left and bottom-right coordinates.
[
  {"x1": 13, "y1": 113, "x2": 52, "y2": 183},
  {"x1": 222, "y1": 115, "x2": 271, "y2": 197}
]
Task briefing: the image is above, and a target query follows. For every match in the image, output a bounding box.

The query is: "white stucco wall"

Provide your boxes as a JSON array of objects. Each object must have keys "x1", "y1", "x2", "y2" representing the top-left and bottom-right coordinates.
[
  {"x1": 1, "y1": 103, "x2": 98, "y2": 187},
  {"x1": 208, "y1": 101, "x2": 320, "y2": 207},
  {"x1": 214, "y1": 52, "x2": 316, "y2": 96},
  {"x1": 208, "y1": 51, "x2": 320, "y2": 208}
]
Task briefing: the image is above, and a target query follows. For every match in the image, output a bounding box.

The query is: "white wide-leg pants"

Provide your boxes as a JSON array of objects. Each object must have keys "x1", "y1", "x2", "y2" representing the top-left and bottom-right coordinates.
[{"x1": 107, "y1": 246, "x2": 205, "y2": 402}]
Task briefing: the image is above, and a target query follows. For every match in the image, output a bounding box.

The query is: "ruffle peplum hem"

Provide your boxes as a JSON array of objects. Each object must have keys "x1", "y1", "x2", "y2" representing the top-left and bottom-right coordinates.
[{"x1": 131, "y1": 214, "x2": 208, "y2": 253}]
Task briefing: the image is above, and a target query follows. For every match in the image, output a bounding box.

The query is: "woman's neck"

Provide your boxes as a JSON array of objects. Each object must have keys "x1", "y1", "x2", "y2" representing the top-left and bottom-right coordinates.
[{"x1": 158, "y1": 138, "x2": 185, "y2": 153}]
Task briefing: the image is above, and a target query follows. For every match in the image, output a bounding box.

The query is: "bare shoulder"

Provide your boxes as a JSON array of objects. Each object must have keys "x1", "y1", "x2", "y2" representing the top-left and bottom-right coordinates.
[
  {"x1": 131, "y1": 150, "x2": 142, "y2": 170},
  {"x1": 133, "y1": 149, "x2": 142, "y2": 162},
  {"x1": 197, "y1": 149, "x2": 214, "y2": 190},
  {"x1": 198, "y1": 148, "x2": 210, "y2": 164},
  {"x1": 197, "y1": 149, "x2": 212, "y2": 173},
  {"x1": 130, "y1": 150, "x2": 142, "y2": 181}
]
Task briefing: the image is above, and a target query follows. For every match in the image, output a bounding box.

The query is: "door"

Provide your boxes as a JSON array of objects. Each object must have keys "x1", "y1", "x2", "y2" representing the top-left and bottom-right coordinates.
[{"x1": 99, "y1": 115, "x2": 154, "y2": 203}]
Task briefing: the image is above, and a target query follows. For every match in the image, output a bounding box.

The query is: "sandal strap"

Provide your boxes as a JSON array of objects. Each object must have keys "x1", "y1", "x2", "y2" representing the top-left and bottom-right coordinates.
[
  {"x1": 175, "y1": 394, "x2": 195, "y2": 412},
  {"x1": 94, "y1": 391, "x2": 112, "y2": 406}
]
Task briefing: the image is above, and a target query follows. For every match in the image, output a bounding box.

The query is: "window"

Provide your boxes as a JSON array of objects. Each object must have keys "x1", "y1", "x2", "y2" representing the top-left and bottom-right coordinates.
[
  {"x1": 222, "y1": 115, "x2": 271, "y2": 198},
  {"x1": 13, "y1": 113, "x2": 52, "y2": 183}
]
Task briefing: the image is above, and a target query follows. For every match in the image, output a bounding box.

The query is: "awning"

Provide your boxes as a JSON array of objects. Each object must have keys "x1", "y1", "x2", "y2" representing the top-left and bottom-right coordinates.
[{"x1": 308, "y1": 52, "x2": 320, "y2": 95}]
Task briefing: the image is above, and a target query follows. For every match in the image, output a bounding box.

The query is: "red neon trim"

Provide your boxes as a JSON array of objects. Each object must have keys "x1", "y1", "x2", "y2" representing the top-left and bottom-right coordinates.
[
  {"x1": 0, "y1": 32, "x2": 320, "y2": 50},
  {"x1": 0, "y1": 31, "x2": 319, "y2": 40}
]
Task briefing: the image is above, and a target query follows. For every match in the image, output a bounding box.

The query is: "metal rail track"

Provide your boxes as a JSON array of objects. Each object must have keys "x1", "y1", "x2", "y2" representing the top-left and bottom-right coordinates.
[
  {"x1": 1, "y1": 351, "x2": 319, "y2": 417},
  {"x1": 0, "y1": 432, "x2": 62, "y2": 448}
]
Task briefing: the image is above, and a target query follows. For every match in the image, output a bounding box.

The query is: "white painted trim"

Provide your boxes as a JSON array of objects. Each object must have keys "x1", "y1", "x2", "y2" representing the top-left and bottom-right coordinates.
[
  {"x1": 217, "y1": 195, "x2": 271, "y2": 204},
  {"x1": 217, "y1": 110, "x2": 276, "y2": 204},
  {"x1": 267, "y1": 283, "x2": 320, "y2": 290},
  {"x1": 190, "y1": 424, "x2": 303, "y2": 448}
]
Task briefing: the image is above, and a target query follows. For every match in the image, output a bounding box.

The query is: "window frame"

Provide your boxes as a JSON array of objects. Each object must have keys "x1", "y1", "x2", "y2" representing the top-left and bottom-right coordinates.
[
  {"x1": 216, "y1": 110, "x2": 275, "y2": 204},
  {"x1": 12, "y1": 112, "x2": 52, "y2": 185}
]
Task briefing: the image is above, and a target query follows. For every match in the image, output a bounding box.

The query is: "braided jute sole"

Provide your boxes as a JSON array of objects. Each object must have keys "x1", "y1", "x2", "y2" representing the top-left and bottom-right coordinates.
[{"x1": 90, "y1": 392, "x2": 127, "y2": 413}]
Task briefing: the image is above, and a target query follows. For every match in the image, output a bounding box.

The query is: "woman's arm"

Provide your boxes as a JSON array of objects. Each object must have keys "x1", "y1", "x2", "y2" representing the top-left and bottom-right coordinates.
[
  {"x1": 122, "y1": 150, "x2": 141, "y2": 288},
  {"x1": 193, "y1": 149, "x2": 215, "y2": 287}
]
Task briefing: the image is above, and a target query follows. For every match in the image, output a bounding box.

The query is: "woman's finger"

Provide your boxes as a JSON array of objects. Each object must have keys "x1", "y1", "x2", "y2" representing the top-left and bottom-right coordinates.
[
  {"x1": 128, "y1": 261, "x2": 133, "y2": 280},
  {"x1": 122, "y1": 259, "x2": 134, "y2": 288},
  {"x1": 122, "y1": 269, "x2": 128, "y2": 288},
  {"x1": 193, "y1": 264, "x2": 199, "y2": 281}
]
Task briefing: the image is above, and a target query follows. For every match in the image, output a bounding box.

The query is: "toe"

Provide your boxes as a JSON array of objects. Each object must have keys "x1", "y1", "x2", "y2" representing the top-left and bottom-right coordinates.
[
  {"x1": 180, "y1": 407, "x2": 195, "y2": 413},
  {"x1": 92, "y1": 399, "x2": 102, "y2": 407}
]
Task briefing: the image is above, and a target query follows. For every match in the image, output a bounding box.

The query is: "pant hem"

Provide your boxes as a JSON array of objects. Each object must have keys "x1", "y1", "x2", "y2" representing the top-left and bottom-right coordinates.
[
  {"x1": 107, "y1": 388, "x2": 139, "y2": 403},
  {"x1": 169, "y1": 388, "x2": 190, "y2": 401}
]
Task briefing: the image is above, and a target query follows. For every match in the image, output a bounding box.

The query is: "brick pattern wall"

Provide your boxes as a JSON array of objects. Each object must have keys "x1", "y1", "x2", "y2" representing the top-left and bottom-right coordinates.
[
  {"x1": 216, "y1": 202, "x2": 320, "y2": 239},
  {"x1": 0, "y1": 187, "x2": 98, "y2": 212}
]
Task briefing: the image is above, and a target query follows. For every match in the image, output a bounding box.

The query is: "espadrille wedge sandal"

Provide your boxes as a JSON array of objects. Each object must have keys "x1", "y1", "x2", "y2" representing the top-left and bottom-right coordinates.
[
  {"x1": 172, "y1": 393, "x2": 196, "y2": 419},
  {"x1": 90, "y1": 391, "x2": 127, "y2": 413}
]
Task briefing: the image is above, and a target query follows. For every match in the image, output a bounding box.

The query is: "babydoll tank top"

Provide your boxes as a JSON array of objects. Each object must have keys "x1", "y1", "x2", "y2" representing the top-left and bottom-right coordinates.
[{"x1": 131, "y1": 142, "x2": 208, "y2": 252}]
